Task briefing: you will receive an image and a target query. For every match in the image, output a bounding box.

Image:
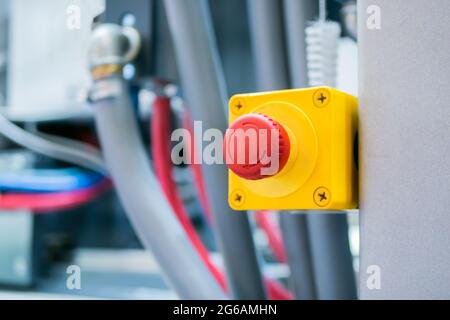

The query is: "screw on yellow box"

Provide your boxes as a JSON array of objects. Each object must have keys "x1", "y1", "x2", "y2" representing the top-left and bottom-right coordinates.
[{"x1": 226, "y1": 87, "x2": 358, "y2": 211}]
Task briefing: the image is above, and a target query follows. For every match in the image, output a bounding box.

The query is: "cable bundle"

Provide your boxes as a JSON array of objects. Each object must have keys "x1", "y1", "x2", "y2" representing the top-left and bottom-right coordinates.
[
  {"x1": 0, "y1": 168, "x2": 110, "y2": 212},
  {"x1": 151, "y1": 95, "x2": 293, "y2": 300}
]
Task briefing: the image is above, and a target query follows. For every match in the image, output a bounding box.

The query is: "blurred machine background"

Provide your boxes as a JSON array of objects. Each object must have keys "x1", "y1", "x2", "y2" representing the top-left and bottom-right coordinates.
[{"x1": 0, "y1": 0, "x2": 363, "y2": 300}]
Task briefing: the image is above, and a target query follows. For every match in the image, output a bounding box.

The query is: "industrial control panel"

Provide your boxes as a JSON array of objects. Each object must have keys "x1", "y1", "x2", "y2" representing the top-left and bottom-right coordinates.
[{"x1": 224, "y1": 87, "x2": 358, "y2": 210}]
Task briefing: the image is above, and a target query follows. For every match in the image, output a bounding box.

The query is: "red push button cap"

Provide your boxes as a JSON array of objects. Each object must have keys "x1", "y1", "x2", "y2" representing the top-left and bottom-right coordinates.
[{"x1": 224, "y1": 113, "x2": 290, "y2": 180}]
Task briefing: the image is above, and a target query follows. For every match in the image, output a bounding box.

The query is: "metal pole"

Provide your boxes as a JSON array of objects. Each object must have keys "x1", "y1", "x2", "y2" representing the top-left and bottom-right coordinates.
[
  {"x1": 359, "y1": 0, "x2": 450, "y2": 299},
  {"x1": 247, "y1": 0, "x2": 289, "y2": 91},
  {"x1": 283, "y1": 0, "x2": 316, "y2": 89},
  {"x1": 248, "y1": 0, "x2": 316, "y2": 299},
  {"x1": 283, "y1": 0, "x2": 356, "y2": 300},
  {"x1": 163, "y1": 0, "x2": 266, "y2": 299}
]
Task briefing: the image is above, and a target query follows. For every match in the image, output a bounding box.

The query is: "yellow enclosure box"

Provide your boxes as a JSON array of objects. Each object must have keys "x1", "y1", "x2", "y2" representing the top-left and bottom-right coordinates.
[{"x1": 227, "y1": 87, "x2": 358, "y2": 211}]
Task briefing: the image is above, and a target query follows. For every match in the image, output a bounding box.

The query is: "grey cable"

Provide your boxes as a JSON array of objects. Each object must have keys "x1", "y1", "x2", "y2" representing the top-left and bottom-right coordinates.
[
  {"x1": 91, "y1": 76, "x2": 226, "y2": 300},
  {"x1": 36, "y1": 131, "x2": 104, "y2": 162},
  {"x1": 307, "y1": 213, "x2": 356, "y2": 299},
  {"x1": 279, "y1": 213, "x2": 316, "y2": 299},
  {"x1": 247, "y1": 0, "x2": 289, "y2": 92},
  {"x1": 0, "y1": 111, "x2": 107, "y2": 174},
  {"x1": 163, "y1": 0, "x2": 267, "y2": 299},
  {"x1": 284, "y1": 0, "x2": 356, "y2": 300},
  {"x1": 282, "y1": 0, "x2": 320, "y2": 300},
  {"x1": 283, "y1": 0, "x2": 316, "y2": 91},
  {"x1": 247, "y1": 0, "x2": 317, "y2": 300}
]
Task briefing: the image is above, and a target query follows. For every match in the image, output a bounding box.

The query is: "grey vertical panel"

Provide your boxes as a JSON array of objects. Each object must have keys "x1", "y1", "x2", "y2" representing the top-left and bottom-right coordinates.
[{"x1": 359, "y1": 0, "x2": 450, "y2": 299}]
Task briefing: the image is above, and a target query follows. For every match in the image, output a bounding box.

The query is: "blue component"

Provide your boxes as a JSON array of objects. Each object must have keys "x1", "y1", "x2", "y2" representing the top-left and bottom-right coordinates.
[{"x1": 0, "y1": 168, "x2": 104, "y2": 192}]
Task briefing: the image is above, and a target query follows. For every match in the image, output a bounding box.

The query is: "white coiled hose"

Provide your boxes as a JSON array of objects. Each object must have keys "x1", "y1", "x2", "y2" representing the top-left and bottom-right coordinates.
[{"x1": 305, "y1": 20, "x2": 341, "y2": 87}]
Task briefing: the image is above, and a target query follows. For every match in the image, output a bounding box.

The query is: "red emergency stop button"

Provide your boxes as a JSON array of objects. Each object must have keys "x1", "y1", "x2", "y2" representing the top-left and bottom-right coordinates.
[{"x1": 224, "y1": 113, "x2": 290, "y2": 180}]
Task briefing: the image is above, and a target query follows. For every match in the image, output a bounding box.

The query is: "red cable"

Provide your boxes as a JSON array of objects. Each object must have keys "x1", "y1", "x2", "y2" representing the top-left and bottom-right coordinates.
[
  {"x1": 182, "y1": 113, "x2": 214, "y2": 225},
  {"x1": 152, "y1": 98, "x2": 292, "y2": 299},
  {"x1": 254, "y1": 210, "x2": 287, "y2": 263},
  {"x1": 0, "y1": 179, "x2": 111, "y2": 213},
  {"x1": 152, "y1": 96, "x2": 226, "y2": 290}
]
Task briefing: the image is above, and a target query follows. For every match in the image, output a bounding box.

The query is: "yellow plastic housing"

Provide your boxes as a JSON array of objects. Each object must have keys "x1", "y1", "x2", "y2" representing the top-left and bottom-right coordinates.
[{"x1": 227, "y1": 87, "x2": 358, "y2": 211}]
